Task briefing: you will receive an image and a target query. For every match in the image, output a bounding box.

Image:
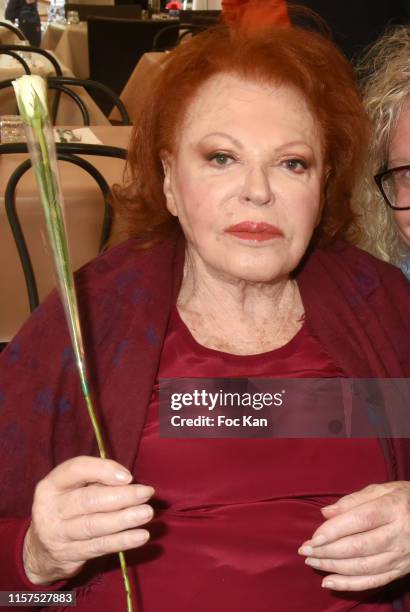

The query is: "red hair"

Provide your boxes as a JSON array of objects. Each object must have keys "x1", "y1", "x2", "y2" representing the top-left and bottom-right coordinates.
[{"x1": 113, "y1": 24, "x2": 368, "y2": 246}]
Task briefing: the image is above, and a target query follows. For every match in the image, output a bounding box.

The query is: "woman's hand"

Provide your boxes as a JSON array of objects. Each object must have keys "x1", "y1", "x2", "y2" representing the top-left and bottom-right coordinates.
[
  {"x1": 23, "y1": 456, "x2": 154, "y2": 585},
  {"x1": 298, "y1": 481, "x2": 410, "y2": 591}
]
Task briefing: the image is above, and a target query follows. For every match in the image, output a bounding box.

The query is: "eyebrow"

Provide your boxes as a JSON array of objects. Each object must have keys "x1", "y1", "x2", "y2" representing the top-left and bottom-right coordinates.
[
  {"x1": 200, "y1": 132, "x2": 315, "y2": 154},
  {"x1": 200, "y1": 132, "x2": 243, "y2": 148},
  {"x1": 274, "y1": 140, "x2": 315, "y2": 154},
  {"x1": 389, "y1": 157, "x2": 410, "y2": 167}
]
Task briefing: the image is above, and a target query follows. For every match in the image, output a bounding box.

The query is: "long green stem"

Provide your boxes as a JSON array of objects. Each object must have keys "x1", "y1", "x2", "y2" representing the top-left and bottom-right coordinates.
[
  {"x1": 24, "y1": 102, "x2": 135, "y2": 612},
  {"x1": 82, "y1": 382, "x2": 134, "y2": 612}
]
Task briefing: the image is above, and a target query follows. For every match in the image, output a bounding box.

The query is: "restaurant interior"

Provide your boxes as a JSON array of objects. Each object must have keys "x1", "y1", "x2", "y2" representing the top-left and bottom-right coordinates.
[
  {"x1": 0, "y1": 0, "x2": 223, "y2": 351},
  {"x1": 0, "y1": 0, "x2": 408, "y2": 351}
]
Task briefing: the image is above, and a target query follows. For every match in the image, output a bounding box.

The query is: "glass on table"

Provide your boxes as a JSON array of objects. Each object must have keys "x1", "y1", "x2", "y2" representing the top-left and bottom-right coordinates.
[
  {"x1": 148, "y1": 0, "x2": 161, "y2": 15},
  {"x1": 47, "y1": 0, "x2": 67, "y2": 23},
  {"x1": 66, "y1": 10, "x2": 80, "y2": 24},
  {"x1": 0, "y1": 115, "x2": 26, "y2": 143}
]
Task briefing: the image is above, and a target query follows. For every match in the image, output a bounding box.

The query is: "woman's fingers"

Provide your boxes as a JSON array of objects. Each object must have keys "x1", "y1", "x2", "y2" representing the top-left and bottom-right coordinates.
[
  {"x1": 302, "y1": 497, "x2": 393, "y2": 548},
  {"x1": 299, "y1": 482, "x2": 410, "y2": 592},
  {"x1": 305, "y1": 551, "x2": 397, "y2": 576},
  {"x1": 25, "y1": 456, "x2": 155, "y2": 584},
  {"x1": 320, "y1": 483, "x2": 394, "y2": 516},
  {"x1": 43, "y1": 456, "x2": 133, "y2": 491},
  {"x1": 59, "y1": 483, "x2": 154, "y2": 519},
  {"x1": 60, "y1": 528, "x2": 151, "y2": 564},
  {"x1": 64, "y1": 504, "x2": 154, "y2": 541},
  {"x1": 321, "y1": 569, "x2": 402, "y2": 592},
  {"x1": 299, "y1": 524, "x2": 394, "y2": 559}
]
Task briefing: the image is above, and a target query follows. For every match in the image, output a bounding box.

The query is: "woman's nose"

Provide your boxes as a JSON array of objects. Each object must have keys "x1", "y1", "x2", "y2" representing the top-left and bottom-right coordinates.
[{"x1": 240, "y1": 166, "x2": 273, "y2": 206}]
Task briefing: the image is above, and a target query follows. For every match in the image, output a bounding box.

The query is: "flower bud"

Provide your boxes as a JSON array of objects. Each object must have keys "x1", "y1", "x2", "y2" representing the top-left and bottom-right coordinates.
[{"x1": 12, "y1": 75, "x2": 48, "y2": 124}]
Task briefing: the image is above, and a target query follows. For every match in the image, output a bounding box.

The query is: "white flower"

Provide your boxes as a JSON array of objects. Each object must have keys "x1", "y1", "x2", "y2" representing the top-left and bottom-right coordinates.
[{"x1": 12, "y1": 74, "x2": 48, "y2": 123}]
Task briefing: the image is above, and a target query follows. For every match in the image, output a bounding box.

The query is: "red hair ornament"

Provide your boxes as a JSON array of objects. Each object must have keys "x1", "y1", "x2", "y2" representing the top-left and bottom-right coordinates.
[{"x1": 222, "y1": 0, "x2": 290, "y2": 32}]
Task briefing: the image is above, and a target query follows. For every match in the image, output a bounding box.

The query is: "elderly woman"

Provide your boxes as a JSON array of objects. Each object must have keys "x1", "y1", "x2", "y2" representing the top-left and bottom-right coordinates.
[
  {"x1": 0, "y1": 22, "x2": 409, "y2": 612},
  {"x1": 353, "y1": 25, "x2": 410, "y2": 279}
]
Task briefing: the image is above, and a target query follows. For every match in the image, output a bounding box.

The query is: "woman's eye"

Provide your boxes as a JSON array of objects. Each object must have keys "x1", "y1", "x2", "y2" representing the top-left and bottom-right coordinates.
[
  {"x1": 396, "y1": 168, "x2": 410, "y2": 182},
  {"x1": 209, "y1": 152, "x2": 234, "y2": 166},
  {"x1": 282, "y1": 158, "x2": 308, "y2": 173}
]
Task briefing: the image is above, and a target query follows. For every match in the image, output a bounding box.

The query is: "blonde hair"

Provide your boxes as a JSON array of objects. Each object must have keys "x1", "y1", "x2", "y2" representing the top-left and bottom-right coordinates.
[{"x1": 353, "y1": 25, "x2": 410, "y2": 265}]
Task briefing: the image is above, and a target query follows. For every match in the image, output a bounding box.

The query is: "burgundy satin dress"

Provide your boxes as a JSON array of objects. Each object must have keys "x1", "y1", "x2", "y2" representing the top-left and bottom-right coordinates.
[{"x1": 133, "y1": 308, "x2": 394, "y2": 611}]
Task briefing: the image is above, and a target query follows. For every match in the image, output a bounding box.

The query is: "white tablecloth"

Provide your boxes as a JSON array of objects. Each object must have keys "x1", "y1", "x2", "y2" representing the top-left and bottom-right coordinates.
[
  {"x1": 41, "y1": 22, "x2": 89, "y2": 79},
  {"x1": 110, "y1": 52, "x2": 168, "y2": 123}
]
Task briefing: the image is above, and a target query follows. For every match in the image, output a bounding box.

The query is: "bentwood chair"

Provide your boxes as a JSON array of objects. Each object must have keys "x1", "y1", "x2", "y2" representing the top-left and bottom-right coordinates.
[
  {"x1": 0, "y1": 45, "x2": 63, "y2": 77},
  {"x1": 2, "y1": 142, "x2": 127, "y2": 317},
  {"x1": 65, "y1": 3, "x2": 142, "y2": 20},
  {"x1": 0, "y1": 48, "x2": 30, "y2": 73},
  {"x1": 0, "y1": 45, "x2": 63, "y2": 118},
  {"x1": 0, "y1": 76, "x2": 130, "y2": 125},
  {"x1": 47, "y1": 77, "x2": 131, "y2": 125},
  {"x1": 151, "y1": 24, "x2": 205, "y2": 52},
  {"x1": 0, "y1": 73, "x2": 132, "y2": 125},
  {"x1": 178, "y1": 9, "x2": 221, "y2": 26}
]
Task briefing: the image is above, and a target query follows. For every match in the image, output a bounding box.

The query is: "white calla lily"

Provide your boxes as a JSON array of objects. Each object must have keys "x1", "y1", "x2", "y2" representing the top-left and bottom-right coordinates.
[
  {"x1": 11, "y1": 70, "x2": 134, "y2": 612},
  {"x1": 12, "y1": 74, "x2": 48, "y2": 124}
]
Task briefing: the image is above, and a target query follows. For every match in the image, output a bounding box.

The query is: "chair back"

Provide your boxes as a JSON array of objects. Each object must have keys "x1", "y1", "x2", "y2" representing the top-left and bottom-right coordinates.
[
  {"x1": 0, "y1": 45, "x2": 63, "y2": 118},
  {"x1": 2, "y1": 142, "x2": 127, "y2": 317},
  {"x1": 0, "y1": 44, "x2": 63, "y2": 77},
  {"x1": 179, "y1": 9, "x2": 221, "y2": 25},
  {"x1": 0, "y1": 76, "x2": 124, "y2": 126},
  {"x1": 48, "y1": 77, "x2": 132, "y2": 124},
  {"x1": 66, "y1": 3, "x2": 142, "y2": 20},
  {"x1": 87, "y1": 17, "x2": 179, "y2": 114},
  {"x1": 152, "y1": 23, "x2": 206, "y2": 51},
  {"x1": 0, "y1": 48, "x2": 31, "y2": 73}
]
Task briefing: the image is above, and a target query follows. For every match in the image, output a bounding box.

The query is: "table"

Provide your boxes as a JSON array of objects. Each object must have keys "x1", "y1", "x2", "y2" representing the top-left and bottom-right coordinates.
[
  {"x1": 109, "y1": 52, "x2": 168, "y2": 124},
  {"x1": 0, "y1": 51, "x2": 110, "y2": 125},
  {"x1": 41, "y1": 22, "x2": 89, "y2": 79},
  {"x1": 0, "y1": 125, "x2": 132, "y2": 342}
]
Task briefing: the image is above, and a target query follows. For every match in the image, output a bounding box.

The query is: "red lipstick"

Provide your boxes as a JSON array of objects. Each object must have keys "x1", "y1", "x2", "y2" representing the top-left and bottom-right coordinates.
[{"x1": 225, "y1": 221, "x2": 283, "y2": 242}]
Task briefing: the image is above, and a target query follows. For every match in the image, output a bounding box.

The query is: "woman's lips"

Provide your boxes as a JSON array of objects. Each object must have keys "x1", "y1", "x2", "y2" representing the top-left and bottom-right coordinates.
[{"x1": 225, "y1": 221, "x2": 283, "y2": 242}]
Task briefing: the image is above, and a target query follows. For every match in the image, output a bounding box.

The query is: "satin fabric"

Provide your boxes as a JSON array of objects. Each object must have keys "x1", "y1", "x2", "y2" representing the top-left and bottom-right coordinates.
[
  {"x1": 221, "y1": 0, "x2": 290, "y2": 31},
  {"x1": 133, "y1": 308, "x2": 393, "y2": 611}
]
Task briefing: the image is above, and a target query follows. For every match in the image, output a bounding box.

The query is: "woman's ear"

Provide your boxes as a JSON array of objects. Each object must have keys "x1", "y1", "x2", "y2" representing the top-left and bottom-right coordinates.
[{"x1": 160, "y1": 150, "x2": 178, "y2": 217}]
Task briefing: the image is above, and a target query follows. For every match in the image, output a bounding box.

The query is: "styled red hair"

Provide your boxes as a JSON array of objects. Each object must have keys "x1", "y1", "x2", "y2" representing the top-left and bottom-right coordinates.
[{"x1": 113, "y1": 24, "x2": 368, "y2": 246}]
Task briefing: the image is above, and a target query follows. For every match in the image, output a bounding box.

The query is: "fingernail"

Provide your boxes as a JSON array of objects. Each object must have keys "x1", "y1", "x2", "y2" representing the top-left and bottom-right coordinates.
[
  {"x1": 136, "y1": 529, "x2": 150, "y2": 543},
  {"x1": 136, "y1": 485, "x2": 155, "y2": 498},
  {"x1": 322, "y1": 580, "x2": 334, "y2": 589},
  {"x1": 298, "y1": 545, "x2": 313, "y2": 556},
  {"x1": 305, "y1": 557, "x2": 321, "y2": 568},
  {"x1": 137, "y1": 506, "x2": 154, "y2": 520},
  {"x1": 115, "y1": 470, "x2": 132, "y2": 482},
  {"x1": 322, "y1": 504, "x2": 338, "y2": 511},
  {"x1": 311, "y1": 534, "x2": 327, "y2": 546}
]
